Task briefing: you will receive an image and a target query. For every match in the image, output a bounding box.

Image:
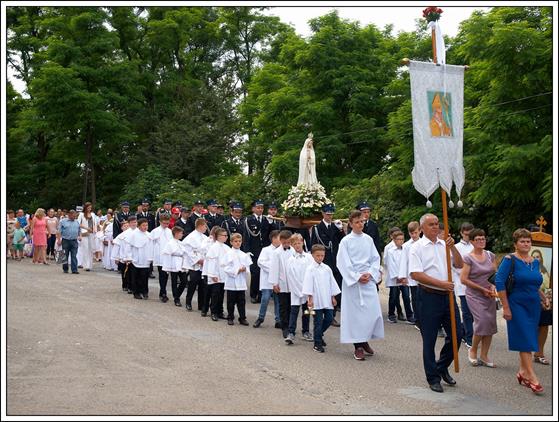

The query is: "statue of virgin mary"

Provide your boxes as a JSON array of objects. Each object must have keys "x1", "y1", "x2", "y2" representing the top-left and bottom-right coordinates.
[{"x1": 297, "y1": 133, "x2": 319, "y2": 186}]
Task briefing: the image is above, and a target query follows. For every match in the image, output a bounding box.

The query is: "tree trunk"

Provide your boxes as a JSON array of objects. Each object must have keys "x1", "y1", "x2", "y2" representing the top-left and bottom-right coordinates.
[{"x1": 85, "y1": 128, "x2": 96, "y2": 208}]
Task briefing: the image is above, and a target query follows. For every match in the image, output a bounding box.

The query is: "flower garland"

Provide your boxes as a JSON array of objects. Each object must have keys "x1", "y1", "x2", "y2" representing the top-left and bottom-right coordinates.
[{"x1": 422, "y1": 6, "x2": 443, "y2": 23}]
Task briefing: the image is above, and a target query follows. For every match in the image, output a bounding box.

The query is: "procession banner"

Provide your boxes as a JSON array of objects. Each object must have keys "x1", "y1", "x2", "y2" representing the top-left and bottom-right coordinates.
[{"x1": 409, "y1": 60, "x2": 465, "y2": 206}]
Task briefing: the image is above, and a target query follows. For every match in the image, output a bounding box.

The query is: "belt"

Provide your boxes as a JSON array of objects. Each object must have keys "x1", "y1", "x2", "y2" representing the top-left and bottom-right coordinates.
[{"x1": 419, "y1": 284, "x2": 449, "y2": 296}]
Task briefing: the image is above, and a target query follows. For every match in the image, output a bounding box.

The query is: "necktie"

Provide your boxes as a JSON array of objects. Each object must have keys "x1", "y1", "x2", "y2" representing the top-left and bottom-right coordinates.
[{"x1": 284, "y1": 247, "x2": 290, "y2": 251}]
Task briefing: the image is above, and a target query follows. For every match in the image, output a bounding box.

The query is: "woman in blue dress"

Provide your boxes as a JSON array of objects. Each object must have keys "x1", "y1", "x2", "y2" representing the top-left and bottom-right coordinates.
[{"x1": 496, "y1": 229, "x2": 548, "y2": 394}]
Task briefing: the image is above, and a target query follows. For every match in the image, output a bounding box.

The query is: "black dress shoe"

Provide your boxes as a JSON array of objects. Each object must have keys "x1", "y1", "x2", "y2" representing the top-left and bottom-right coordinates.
[
  {"x1": 160, "y1": 296, "x2": 168, "y2": 303},
  {"x1": 185, "y1": 304, "x2": 192, "y2": 311},
  {"x1": 227, "y1": 319, "x2": 234, "y2": 325},
  {"x1": 239, "y1": 318, "x2": 249, "y2": 326},
  {"x1": 174, "y1": 299, "x2": 181, "y2": 306},
  {"x1": 253, "y1": 318, "x2": 263, "y2": 328},
  {"x1": 134, "y1": 293, "x2": 143, "y2": 300},
  {"x1": 149, "y1": 273, "x2": 156, "y2": 279},
  {"x1": 127, "y1": 289, "x2": 133, "y2": 294},
  {"x1": 218, "y1": 314, "x2": 227, "y2": 320},
  {"x1": 211, "y1": 314, "x2": 219, "y2": 321},
  {"x1": 201, "y1": 311, "x2": 208, "y2": 317},
  {"x1": 72, "y1": 271, "x2": 80, "y2": 274},
  {"x1": 250, "y1": 298, "x2": 258, "y2": 304},
  {"x1": 274, "y1": 322, "x2": 282, "y2": 329},
  {"x1": 440, "y1": 371, "x2": 456, "y2": 386},
  {"x1": 143, "y1": 294, "x2": 149, "y2": 300},
  {"x1": 429, "y1": 382, "x2": 444, "y2": 393}
]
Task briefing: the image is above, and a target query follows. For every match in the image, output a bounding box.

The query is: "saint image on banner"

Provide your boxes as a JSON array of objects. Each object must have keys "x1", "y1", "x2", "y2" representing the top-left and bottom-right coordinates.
[{"x1": 428, "y1": 91, "x2": 453, "y2": 137}]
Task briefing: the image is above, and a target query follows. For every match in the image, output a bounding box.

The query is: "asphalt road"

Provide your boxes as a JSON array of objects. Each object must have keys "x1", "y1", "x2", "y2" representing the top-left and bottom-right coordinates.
[{"x1": 6, "y1": 259, "x2": 554, "y2": 416}]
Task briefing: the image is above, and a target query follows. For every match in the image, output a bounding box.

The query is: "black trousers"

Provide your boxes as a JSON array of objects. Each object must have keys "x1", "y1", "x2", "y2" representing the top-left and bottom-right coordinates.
[
  {"x1": 47, "y1": 234, "x2": 57, "y2": 256},
  {"x1": 158, "y1": 266, "x2": 169, "y2": 297},
  {"x1": 131, "y1": 265, "x2": 150, "y2": 295},
  {"x1": 170, "y1": 271, "x2": 187, "y2": 300},
  {"x1": 278, "y1": 292, "x2": 291, "y2": 337},
  {"x1": 209, "y1": 283, "x2": 225, "y2": 316},
  {"x1": 418, "y1": 287, "x2": 462, "y2": 385},
  {"x1": 118, "y1": 262, "x2": 130, "y2": 290},
  {"x1": 249, "y1": 259, "x2": 261, "y2": 300},
  {"x1": 227, "y1": 290, "x2": 246, "y2": 320},
  {"x1": 186, "y1": 270, "x2": 206, "y2": 310}
]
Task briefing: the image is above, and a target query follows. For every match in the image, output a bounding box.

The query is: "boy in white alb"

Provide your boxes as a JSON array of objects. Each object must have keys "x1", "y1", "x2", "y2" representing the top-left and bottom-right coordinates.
[
  {"x1": 149, "y1": 214, "x2": 173, "y2": 302},
  {"x1": 253, "y1": 230, "x2": 282, "y2": 328},
  {"x1": 268, "y1": 230, "x2": 295, "y2": 339},
  {"x1": 385, "y1": 231, "x2": 414, "y2": 323},
  {"x1": 182, "y1": 218, "x2": 210, "y2": 313},
  {"x1": 398, "y1": 221, "x2": 421, "y2": 327},
  {"x1": 127, "y1": 218, "x2": 154, "y2": 300},
  {"x1": 112, "y1": 218, "x2": 136, "y2": 292},
  {"x1": 203, "y1": 227, "x2": 230, "y2": 321},
  {"x1": 302, "y1": 244, "x2": 341, "y2": 353},
  {"x1": 382, "y1": 226, "x2": 404, "y2": 319},
  {"x1": 223, "y1": 233, "x2": 253, "y2": 325},
  {"x1": 285, "y1": 233, "x2": 315, "y2": 344},
  {"x1": 162, "y1": 226, "x2": 187, "y2": 306}
]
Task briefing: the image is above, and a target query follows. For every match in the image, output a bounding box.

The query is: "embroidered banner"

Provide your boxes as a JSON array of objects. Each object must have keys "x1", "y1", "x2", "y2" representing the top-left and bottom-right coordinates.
[{"x1": 409, "y1": 60, "x2": 465, "y2": 205}]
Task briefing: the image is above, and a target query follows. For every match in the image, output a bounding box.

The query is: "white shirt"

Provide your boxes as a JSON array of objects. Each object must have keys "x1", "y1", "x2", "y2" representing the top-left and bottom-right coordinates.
[
  {"x1": 384, "y1": 247, "x2": 403, "y2": 287},
  {"x1": 161, "y1": 238, "x2": 185, "y2": 273},
  {"x1": 408, "y1": 236, "x2": 454, "y2": 291},
  {"x1": 398, "y1": 238, "x2": 419, "y2": 286},
  {"x1": 204, "y1": 242, "x2": 230, "y2": 284},
  {"x1": 149, "y1": 225, "x2": 173, "y2": 267},
  {"x1": 128, "y1": 229, "x2": 154, "y2": 268},
  {"x1": 302, "y1": 262, "x2": 341, "y2": 310},
  {"x1": 257, "y1": 244, "x2": 278, "y2": 290},
  {"x1": 224, "y1": 248, "x2": 253, "y2": 291},
  {"x1": 452, "y1": 239, "x2": 473, "y2": 296},
  {"x1": 287, "y1": 251, "x2": 314, "y2": 305},
  {"x1": 268, "y1": 246, "x2": 294, "y2": 292}
]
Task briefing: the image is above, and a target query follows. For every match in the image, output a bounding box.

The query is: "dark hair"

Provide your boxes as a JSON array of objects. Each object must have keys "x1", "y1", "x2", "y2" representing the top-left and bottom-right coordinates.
[
  {"x1": 159, "y1": 214, "x2": 170, "y2": 222},
  {"x1": 388, "y1": 226, "x2": 401, "y2": 237},
  {"x1": 7, "y1": 209, "x2": 14, "y2": 214},
  {"x1": 349, "y1": 210, "x2": 362, "y2": 222},
  {"x1": 279, "y1": 230, "x2": 292, "y2": 240},
  {"x1": 137, "y1": 218, "x2": 148, "y2": 226},
  {"x1": 392, "y1": 230, "x2": 405, "y2": 238},
  {"x1": 512, "y1": 228, "x2": 531, "y2": 244},
  {"x1": 311, "y1": 244, "x2": 326, "y2": 254},
  {"x1": 269, "y1": 230, "x2": 281, "y2": 241},
  {"x1": 460, "y1": 222, "x2": 474, "y2": 232},
  {"x1": 84, "y1": 202, "x2": 93, "y2": 214},
  {"x1": 469, "y1": 228, "x2": 485, "y2": 240},
  {"x1": 172, "y1": 226, "x2": 184, "y2": 236}
]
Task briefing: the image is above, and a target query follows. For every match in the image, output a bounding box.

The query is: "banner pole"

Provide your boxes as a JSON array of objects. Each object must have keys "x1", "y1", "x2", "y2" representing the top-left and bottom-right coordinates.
[{"x1": 431, "y1": 21, "x2": 460, "y2": 373}]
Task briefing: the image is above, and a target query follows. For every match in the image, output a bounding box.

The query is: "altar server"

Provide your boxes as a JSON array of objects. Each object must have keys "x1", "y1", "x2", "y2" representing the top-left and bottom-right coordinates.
[
  {"x1": 223, "y1": 233, "x2": 253, "y2": 325},
  {"x1": 302, "y1": 244, "x2": 342, "y2": 353},
  {"x1": 385, "y1": 230, "x2": 414, "y2": 323},
  {"x1": 337, "y1": 210, "x2": 383, "y2": 361},
  {"x1": 204, "y1": 227, "x2": 230, "y2": 321},
  {"x1": 398, "y1": 221, "x2": 421, "y2": 327},
  {"x1": 111, "y1": 220, "x2": 131, "y2": 291},
  {"x1": 253, "y1": 230, "x2": 282, "y2": 328},
  {"x1": 182, "y1": 218, "x2": 210, "y2": 312},
  {"x1": 127, "y1": 218, "x2": 154, "y2": 300},
  {"x1": 162, "y1": 226, "x2": 188, "y2": 306},
  {"x1": 269, "y1": 230, "x2": 295, "y2": 339},
  {"x1": 149, "y1": 214, "x2": 173, "y2": 302},
  {"x1": 285, "y1": 233, "x2": 314, "y2": 344}
]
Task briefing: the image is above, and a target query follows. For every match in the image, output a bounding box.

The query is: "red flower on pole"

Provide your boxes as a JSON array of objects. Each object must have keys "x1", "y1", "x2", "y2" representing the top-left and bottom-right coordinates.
[{"x1": 422, "y1": 6, "x2": 443, "y2": 22}]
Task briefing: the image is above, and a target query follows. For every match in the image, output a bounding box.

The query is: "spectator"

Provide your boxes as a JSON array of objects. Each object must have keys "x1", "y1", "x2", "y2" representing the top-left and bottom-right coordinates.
[
  {"x1": 7, "y1": 210, "x2": 17, "y2": 259},
  {"x1": 495, "y1": 229, "x2": 547, "y2": 394},
  {"x1": 77, "y1": 202, "x2": 97, "y2": 271},
  {"x1": 531, "y1": 249, "x2": 552, "y2": 366},
  {"x1": 30, "y1": 208, "x2": 48, "y2": 264},
  {"x1": 460, "y1": 229, "x2": 498, "y2": 367},
  {"x1": 16, "y1": 209, "x2": 29, "y2": 233},
  {"x1": 45, "y1": 208, "x2": 59, "y2": 261},
  {"x1": 12, "y1": 221, "x2": 27, "y2": 260},
  {"x1": 57, "y1": 209, "x2": 82, "y2": 274}
]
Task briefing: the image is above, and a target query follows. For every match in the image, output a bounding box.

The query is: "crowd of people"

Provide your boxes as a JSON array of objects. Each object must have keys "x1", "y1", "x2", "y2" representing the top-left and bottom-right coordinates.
[{"x1": 6, "y1": 198, "x2": 552, "y2": 394}]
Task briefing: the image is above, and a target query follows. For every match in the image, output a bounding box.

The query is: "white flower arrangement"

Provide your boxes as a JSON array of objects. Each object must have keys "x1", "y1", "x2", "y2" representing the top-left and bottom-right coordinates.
[{"x1": 281, "y1": 182, "x2": 332, "y2": 217}]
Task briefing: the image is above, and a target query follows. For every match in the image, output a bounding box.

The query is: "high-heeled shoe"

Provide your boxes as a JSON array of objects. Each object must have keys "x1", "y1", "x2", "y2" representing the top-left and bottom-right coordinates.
[
  {"x1": 468, "y1": 353, "x2": 479, "y2": 366},
  {"x1": 478, "y1": 359, "x2": 496, "y2": 368},
  {"x1": 517, "y1": 373, "x2": 544, "y2": 394},
  {"x1": 516, "y1": 373, "x2": 524, "y2": 384}
]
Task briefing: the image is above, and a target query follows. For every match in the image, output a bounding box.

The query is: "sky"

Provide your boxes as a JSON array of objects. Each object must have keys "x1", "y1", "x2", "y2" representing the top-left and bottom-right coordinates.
[{"x1": 7, "y1": 4, "x2": 490, "y2": 95}]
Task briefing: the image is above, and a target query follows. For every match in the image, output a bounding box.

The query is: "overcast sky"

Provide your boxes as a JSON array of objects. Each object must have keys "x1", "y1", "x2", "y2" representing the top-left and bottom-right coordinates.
[{"x1": 7, "y1": 5, "x2": 490, "y2": 95}]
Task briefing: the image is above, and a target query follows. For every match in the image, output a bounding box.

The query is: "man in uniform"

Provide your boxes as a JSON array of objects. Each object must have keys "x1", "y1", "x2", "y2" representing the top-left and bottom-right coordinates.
[
  {"x1": 113, "y1": 200, "x2": 131, "y2": 238},
  {"x1": 266, "y1": 202, "x2": 284, "y2": 234},
  {"x1": 189, "y1": 200, "x2": 206, "y2": 234},
  {"x1": 310, "y1": 203, "x2": 345, "y2": 326},
  {"x1": 204, "y1": 199, "x2": 225, "y2": 231},
  {"x1": 137, "y1": 198, "x2": 156, "y2": 232},
  {"x1": 221, "y1": 202, "x2": 246, "y2": 248},
  {"x1": 216, "y1": 203, "x2": 225, "y2": 217},
  {"x1": 174, "y1": 207, "x2": 192, "y2": 240},
  {"x1": 243, "y1": 199, "x2": 270, "y2": 303},
  {"x1": 155, "y1": 199, "x2": 173, "y2": 227}
]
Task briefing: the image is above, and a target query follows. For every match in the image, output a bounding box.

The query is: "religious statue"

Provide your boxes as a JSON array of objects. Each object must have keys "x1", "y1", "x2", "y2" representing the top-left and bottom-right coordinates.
[{"x1": 297, "y1": 133, "x2": 319, "y2": 186}]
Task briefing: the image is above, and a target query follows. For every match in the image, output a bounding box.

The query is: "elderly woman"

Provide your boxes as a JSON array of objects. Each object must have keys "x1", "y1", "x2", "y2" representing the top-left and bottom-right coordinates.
[
  {"x1": 460, "y1": 229, "x2": 498, "y2": 367},
  {"x1": 496, "y1": 229, "x2": 548, "y2": 394}
]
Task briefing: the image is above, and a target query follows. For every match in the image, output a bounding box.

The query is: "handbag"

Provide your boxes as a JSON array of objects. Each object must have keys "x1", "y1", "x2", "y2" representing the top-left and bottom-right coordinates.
[
  {"x1": 488, "y1": 272, "x2": 496, "y2": 285},
  {"x1": 55, "y1": 249, "x2": 68, "y2": 265},
  {"x1": 504, "y1": 254, "x2": 515, "y2": 296}
]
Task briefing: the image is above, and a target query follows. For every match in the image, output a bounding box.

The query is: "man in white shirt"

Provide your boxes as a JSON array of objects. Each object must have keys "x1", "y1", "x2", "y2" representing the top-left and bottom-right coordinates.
[
  {"x1": 409, "y1": 213, "x2": 464, "y2": 393},
  {"x1": 453, "y1": 222, "x2": 475, "y2": 349}
]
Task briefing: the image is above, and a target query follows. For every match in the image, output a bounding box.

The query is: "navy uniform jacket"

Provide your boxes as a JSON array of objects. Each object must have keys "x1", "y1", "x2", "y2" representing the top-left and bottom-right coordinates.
[
  {"x1": 204, "y1": 213, "x2": 225, "y2": 231},
  {"x1": 310, "y1": 221, "x2": 345, "y2": 271},
  {"x1": 113, "y1": 211, "x2": 130, "y2": 238},
  {"x1": 136, "y1": 211, "x2": 156, "y2": 232},
  {"x1": 174, "y1": 218, "x2": 192, "y2": 240},
  {"x1": 221, "y1": 217, "x2": 247, "y2": 250},
  {"x1": 348, "y1": 219, "x2": 383, "y2": 257},
  {"x1": 243, "y1": 215, "x2": 270, "y2": 260}
]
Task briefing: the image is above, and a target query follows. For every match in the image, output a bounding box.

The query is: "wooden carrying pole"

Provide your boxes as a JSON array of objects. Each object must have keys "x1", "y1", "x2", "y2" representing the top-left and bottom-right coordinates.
[{"x1": 432, "y1": 23, "x2": 460, "y2": 373}]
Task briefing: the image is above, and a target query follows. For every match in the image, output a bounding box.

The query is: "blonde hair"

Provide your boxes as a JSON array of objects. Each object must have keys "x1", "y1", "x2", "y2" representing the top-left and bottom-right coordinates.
[
  {"x1": 230, "y1": 233, "x2": 242, "y2": 242},
  {"x1": 35, "y1": 208, "x2": 46, "y2": 218},
  {"x1": 290, "y1": 233, "x2": 304, "y2": 243}
]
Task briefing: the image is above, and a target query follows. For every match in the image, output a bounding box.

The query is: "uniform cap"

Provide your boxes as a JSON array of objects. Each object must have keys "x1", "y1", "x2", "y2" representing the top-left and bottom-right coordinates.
[
  {"x1": 322, "y1": 204, "x2": 335, "y2": 213},
  {"x1": 357, "y1": 201, "x2": 371, "y2": 210}
]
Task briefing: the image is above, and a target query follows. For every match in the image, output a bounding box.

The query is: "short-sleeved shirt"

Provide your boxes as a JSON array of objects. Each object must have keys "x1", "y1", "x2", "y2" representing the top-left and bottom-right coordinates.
[
  {"x1": 59, "y1": 219, "x2": 80, "y2": 240},
  {"x1": 13, "y1": 228, "x2": 26, "y2": 244},
  {"x1": 16, "y1": 216, "x2": 28, "y2": 229},
  {"x1": 408, "y1": 236, "x2": 450, "y2": 291},
  {"x1": 46, "y1": 216, "x2": 59, "y2": 235}
]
